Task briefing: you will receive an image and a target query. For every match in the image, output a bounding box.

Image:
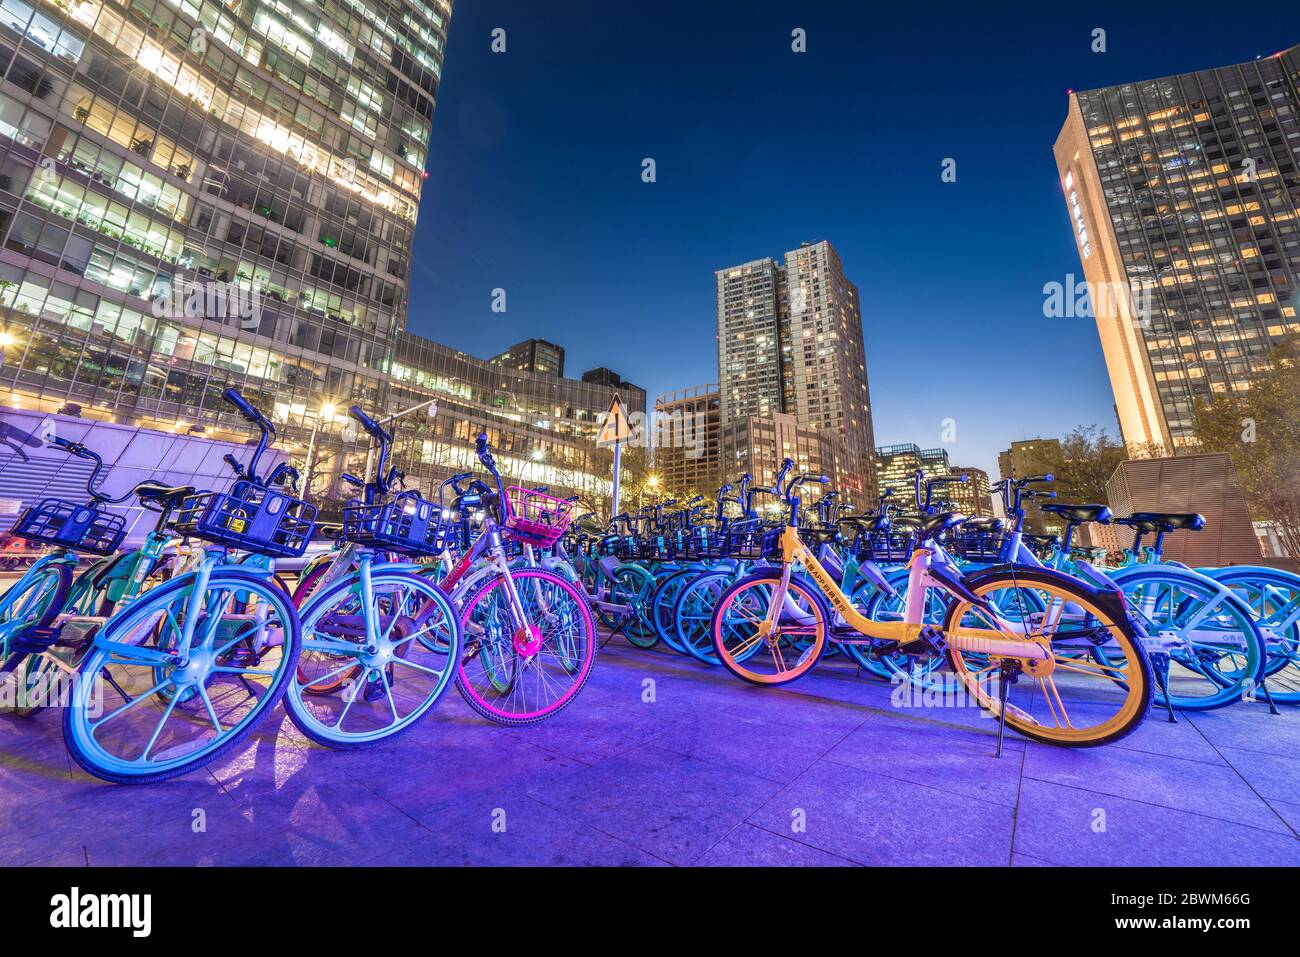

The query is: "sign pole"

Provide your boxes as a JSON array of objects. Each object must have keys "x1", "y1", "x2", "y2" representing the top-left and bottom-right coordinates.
[
  {"x1": 596, "y1": 392, "x2": 630, "y2": 524},
  {"x1": 610, "y1": 437, "x2": 622, "y2": 522}
]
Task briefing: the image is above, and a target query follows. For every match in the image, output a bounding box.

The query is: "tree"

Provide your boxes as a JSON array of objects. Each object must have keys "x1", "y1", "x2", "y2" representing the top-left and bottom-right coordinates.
[
  {"x1": 1193, "y1": 334, "x2": 1300, "y2": 560},
  {"x1": 1054, "y1": 424, "x2": 1127, "y2": 504}
]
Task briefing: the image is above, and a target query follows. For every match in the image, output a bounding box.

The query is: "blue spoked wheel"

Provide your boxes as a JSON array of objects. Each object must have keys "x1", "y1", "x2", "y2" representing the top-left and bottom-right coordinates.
[
  {"x1": 602, "y1": 565, "x2": 657, "y2": 648},
  {"x1": 650, "y1": 568, "x2": 695, "y2": 653},
  {"x1": 1207, "y1": 566, "x2": 1300, "y2": 704},
  {"x1": 62, "y1": 567, "x2": 300, "y2": 784},
  {"x1": 674, "y1": 571, "x2": 734, "y2": 665},
  {"x1": 842, "y1": 572, "x2": 950, "y2": 689},
  {"x1": 1108, "y1": 565, "x2": 1266, "y2": 711},
  {"x1": 287, "y1": 569, "x2": 462, "y2": 747}
]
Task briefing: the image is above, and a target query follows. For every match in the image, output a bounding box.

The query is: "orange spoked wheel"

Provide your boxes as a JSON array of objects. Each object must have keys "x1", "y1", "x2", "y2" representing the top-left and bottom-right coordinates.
[{"x1": 710, "y1": 569, "x2": 829, "y2": 685}]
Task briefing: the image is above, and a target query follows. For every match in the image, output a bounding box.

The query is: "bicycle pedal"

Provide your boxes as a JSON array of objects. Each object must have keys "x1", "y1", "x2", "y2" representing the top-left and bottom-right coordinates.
[{"x1": 896, "y1": 626, "x2": 946, "y2": 657}]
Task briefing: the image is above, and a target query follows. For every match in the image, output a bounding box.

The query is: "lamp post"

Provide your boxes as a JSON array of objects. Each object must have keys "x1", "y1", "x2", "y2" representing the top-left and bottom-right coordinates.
[
  {"x1": 362, "y1": 397, "x2": 438, "y2": 482},
  {"x1": 303, "y1": 401, "x2": 337, "y2": 498}
]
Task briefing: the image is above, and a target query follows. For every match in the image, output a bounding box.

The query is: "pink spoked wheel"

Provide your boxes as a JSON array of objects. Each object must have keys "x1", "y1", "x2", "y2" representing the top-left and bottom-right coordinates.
[{"x1": 455, "y1": 567, "x2": 596, "y2": 725}]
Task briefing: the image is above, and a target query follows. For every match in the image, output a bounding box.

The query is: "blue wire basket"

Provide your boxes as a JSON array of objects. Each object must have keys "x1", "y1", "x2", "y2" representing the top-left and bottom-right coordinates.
[
  {"x1": 10, "y1": 499, "x2": 126, "y2": 555},
  {"x1": 948, "y1": 528, "x2": 1005, "y2": 563},
  {"x1": 174, "y1": 480, "x2": 316, "y2": 557},
  {"x1": 342, "y1": 491, "x2": 453, "y2": 556},
  {"x1": 725, "y1": 526, "x2": 781, "y2": 560},
  {"x1": 855, "y1": 529, "x2": 914, "y2": 565}
]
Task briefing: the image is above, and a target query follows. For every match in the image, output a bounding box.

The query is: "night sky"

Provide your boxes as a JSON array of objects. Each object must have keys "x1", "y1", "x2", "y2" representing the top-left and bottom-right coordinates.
[{"x1": 407, "y1": 1, "x2": 1300, "y2": 474}]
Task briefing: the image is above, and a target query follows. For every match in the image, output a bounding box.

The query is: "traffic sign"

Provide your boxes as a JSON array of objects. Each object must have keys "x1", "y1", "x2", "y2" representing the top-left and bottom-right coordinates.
[{"x1": 596, "y1": 394, "x2": 631, "y2": 447}]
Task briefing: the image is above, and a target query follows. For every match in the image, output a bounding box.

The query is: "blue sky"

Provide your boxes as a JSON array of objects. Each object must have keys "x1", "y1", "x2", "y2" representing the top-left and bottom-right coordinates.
[{"x1": 407, "y1": 1, "x2": 1300, "y2": 474}]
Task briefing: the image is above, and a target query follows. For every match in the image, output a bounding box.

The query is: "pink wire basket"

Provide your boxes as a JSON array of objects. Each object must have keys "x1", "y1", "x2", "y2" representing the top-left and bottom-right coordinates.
[{"x1": 503, "y1": 486, "x2": 576, "y2": 547}]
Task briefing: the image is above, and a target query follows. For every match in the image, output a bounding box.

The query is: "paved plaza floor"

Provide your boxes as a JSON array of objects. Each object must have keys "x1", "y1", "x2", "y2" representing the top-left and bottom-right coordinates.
[{"x1": 2, "y1": 638, "x2": 1298, "y2": 866}]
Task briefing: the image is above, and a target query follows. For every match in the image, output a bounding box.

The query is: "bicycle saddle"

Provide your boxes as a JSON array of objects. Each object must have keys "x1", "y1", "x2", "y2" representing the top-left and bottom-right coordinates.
[
  {"x1": 1114, "y1": 512, "x2": 1205, "y2": 533},
  {"x1": 317, "y1": 523, "x2": 344, "y2": 538},
  {"x1": 1041, "y1": 503, "x2": 1112, "y2": 524},
  {"x1": 961, "y1": 516, "x2": 1003, "y2": 532},
  {"x1": 134, "y1": 482, "x2": 195, "y2": 507},
  {"x1": 1024, "y1": 534, "x2": 1061, "y2": 549},
  {"x1": 918, "y1": 512, "x2": 965, "y2": 539}
]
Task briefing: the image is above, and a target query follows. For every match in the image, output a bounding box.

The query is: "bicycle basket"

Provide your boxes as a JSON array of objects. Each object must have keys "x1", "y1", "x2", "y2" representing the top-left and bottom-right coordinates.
[
  {"x1": 726, "y1": 525, "x2": 781, "y2": 560},
  {"x1": 10, "y1": 499, "x2": 126, "y2": 555},
  {"x1": 690, "y1": 526, "x2": 727, "y2": 560},
  {"x1": 503, "y1": 486, "x2": 575, "y2": 547},
  {"x1": 856, "y1": 529, "x2": 914, "y2": 564},
  {"x1": 948, "y1": 528, "x2": 1004, "y2": 563},
  {"x1": 174, "y1": 480, "x2": 316, "y2": 557},
  {"x1": 343, "y1": 491, "x2": 452, "y2": 556},
  {"x1": 638, "y1": 536, "x2": 672, "y2": 561}
]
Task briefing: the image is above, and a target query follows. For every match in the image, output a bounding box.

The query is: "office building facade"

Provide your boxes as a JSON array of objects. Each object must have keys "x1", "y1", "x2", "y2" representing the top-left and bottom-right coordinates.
[
  {"x1": 997, "y1": 437, "x2": 1065, "y2": 533},
  {"x1": 1054, "y1": 44, "x2": 1300, "y2": 452},
  {"x1": 948, "y1": 463, "x2": 994, "y2": 518},
  {"x1": 720, "y1": 412, "x2": 841, "y2": 503},
  {"x1": 489, "y1": 337, "x2": 564, "y2": 377},
  {"x1": 0, "y1": 0, "x2": 452, "y2": 472},
  {"x1": 651, "y1": 382, "x2": 720, "y2": 497},
  {"x1": 875, "y1": 442, "x2": 950, "y2": 505}
]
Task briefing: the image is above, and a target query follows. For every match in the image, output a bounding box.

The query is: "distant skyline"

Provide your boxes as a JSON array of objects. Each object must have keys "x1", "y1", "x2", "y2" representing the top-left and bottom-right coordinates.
[{"x1": 408, "y1": 1, "x2": 1300, "y2": 475}]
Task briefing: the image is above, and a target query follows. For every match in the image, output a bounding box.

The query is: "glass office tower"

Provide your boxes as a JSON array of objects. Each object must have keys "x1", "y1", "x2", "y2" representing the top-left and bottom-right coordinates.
[
  {"x1": 0, "y1": 0, "x2": 449, "y2": 449},
  {"x1": 1054, "y1": 44, "x2": 1300, "y2": 451}
]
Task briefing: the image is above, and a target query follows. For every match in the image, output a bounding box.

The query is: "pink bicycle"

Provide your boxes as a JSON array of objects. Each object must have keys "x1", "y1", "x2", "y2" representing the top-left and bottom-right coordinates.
[{"x1": 439, "y1": 434, "x2": 597, "y2": 725}]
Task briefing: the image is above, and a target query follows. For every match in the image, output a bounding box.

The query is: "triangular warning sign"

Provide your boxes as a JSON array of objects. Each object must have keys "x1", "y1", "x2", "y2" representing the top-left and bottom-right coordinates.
[{"x1": 596, "y1": 394, "x2": 631, "y2": 446}]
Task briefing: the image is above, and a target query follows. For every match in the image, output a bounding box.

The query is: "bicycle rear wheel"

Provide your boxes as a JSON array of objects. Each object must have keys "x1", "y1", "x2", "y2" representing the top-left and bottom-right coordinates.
[{"x1": 943, "y1": 568, "x2": 1151, "y2": 747}]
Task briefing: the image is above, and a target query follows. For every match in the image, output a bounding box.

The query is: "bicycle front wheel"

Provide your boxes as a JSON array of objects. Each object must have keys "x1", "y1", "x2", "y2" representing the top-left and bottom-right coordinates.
[
  {"x1": 710, "y1": 569, "x2": 830, "y2": 685},
  {"x1": 287, "y1": 569, "x2": 461, "y2": 747},
  {"x1": 456, "y1": 567, "x2": 596, "y2": 725},
  {"x1": 62, "y1": 568, "x2": 300, "y2": 784}
]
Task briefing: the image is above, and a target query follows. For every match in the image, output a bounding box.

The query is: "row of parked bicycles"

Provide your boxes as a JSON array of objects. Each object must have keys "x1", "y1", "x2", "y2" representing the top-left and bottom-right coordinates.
[
  {"x1": 3, "y1": 390, "x2": 1295, "y2": 780},
  {"x1": 0, "y1": 389, "x2": 595, "y2": 783},
  {"x1": 554, "y1": 463, "x2": 1297, "y2": 752}
]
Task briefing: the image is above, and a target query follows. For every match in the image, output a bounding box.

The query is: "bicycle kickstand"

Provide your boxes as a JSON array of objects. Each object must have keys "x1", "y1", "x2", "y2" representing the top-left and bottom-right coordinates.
[
  {"x1": 1258, "y1": 673, "x2": 1282, "y2": 716},
  {"x1": 995, "y1": 663, "x2": 1016, "y2": 758},
  {"x1": 1150, "y1": 654, "x2": 1178, "y2": 724}
]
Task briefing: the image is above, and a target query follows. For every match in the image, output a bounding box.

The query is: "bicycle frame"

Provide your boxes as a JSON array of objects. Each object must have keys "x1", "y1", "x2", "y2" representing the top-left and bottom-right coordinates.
[{"x1": 768, "y1": 526, "x2": 1050, "y2": 662}]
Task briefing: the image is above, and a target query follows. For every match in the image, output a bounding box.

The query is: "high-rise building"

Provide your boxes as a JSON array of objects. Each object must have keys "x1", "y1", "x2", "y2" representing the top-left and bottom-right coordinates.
[
  {"x1": 716, "y1": 256, "x2": 783, "y2": 420},
  {"x1": 715, "y1": 240, "x2": 876, "y2": 497},
  {"x1": 719, "y1": 412, "x2": 840, "y2": 505},
  {"x1": 1054, "y1": 44, "x2": 1300, "y2": 452},
  {"x1": 997, "y1": 438, "x2": 1065, "y2": 533},
  {"x1": 0, "y1": 0, "x2": 453, "y2": 474},
  {"x1": 489, "y1": 337, "x2": 565, "y2": 377},
  {"x1": 651, "y1": 383, "x2": 720, "y2": 497},
  {"x1": 875, "y1": 443, "x2": 950, "y2": 505},
  {"x1": 948, "y1": 464, "x2": 994, "y2": 518}
]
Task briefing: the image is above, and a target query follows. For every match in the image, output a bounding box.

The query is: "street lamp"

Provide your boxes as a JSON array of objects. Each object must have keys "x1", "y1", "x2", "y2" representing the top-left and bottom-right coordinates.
[
  {"x1": 641, "y1": 473, "x2": 659, "y2": 509},
  {"x1": 303, "y1": 401, "x2": 338, "y2": 498},
  {"x1": 0, "y1": 329, "x2": 16, "y2": 371}
]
